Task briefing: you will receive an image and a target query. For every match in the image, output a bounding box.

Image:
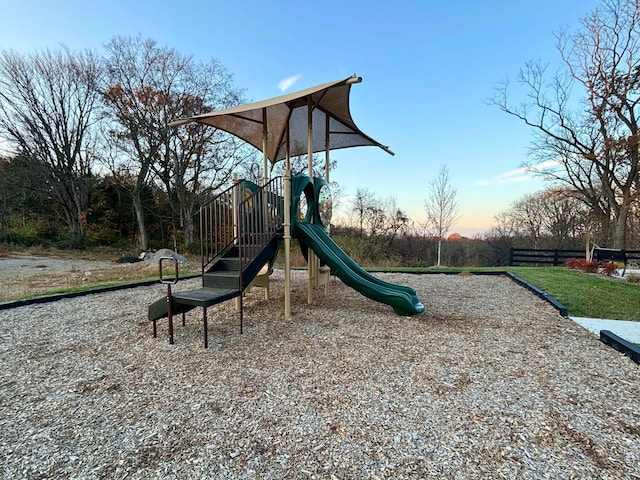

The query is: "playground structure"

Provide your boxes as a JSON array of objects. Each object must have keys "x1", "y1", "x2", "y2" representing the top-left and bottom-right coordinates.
[{"x1": 148, "y1": 75, "x2": 424, "y2": 346}]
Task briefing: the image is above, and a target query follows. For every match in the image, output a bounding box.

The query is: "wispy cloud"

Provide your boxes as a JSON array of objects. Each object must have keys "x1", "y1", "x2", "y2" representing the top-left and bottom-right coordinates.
[
  {"x1": 527, "y1": 159, "x2": 561, "y2": 173},
  {"x1": 497, "y1": 166, "x2": 531, "y2": 183},
  {"x1": 475, "y1": 160, "x2": 562, "y2": 186},
  {"x1": 278, "y1": 74, "x2": 302, "y2": 92},
  {"x1": 475, "y1": 168, "x2": 528, "y2": 186}
]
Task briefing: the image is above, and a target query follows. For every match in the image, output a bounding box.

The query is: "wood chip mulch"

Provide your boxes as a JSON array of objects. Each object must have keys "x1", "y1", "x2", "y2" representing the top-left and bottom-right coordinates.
[{"x1": 1, "y1": 270, "x2": 638, "y2": 479}]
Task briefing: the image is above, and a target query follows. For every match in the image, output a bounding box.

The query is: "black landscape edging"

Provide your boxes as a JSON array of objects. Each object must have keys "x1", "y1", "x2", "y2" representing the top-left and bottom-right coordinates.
[
  {"x1": 364, "y1": 269, "x2": 504, "y2": 276},
  {"x1": 503, "y1": 271, "x2": 569, "y2": 317},
  {"x1": 0, "y1": 273, "x2": 200, "y2": 311},
  {"x1": 599, "y1": 330, "x2": 640, "y2": 365}
]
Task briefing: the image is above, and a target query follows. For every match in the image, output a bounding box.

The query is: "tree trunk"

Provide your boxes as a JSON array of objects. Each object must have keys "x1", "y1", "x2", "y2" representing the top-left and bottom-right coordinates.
[
  {"x1": 70, "y1": 215, "x2": 84, "y2": 245},
  {"x1": 182, "y1": 203, "x2": 194, "y2": 250},
  {"x1": 60, "y1": 204, "x2": 84, "y2": 245},
  {"x1": 131, "y1": 189, "x2": 148, "y2": 251},
  {"x1": 437, "y1": 238, "x2": 442, "y2": 267},
  {"x1": 612, "y1": 200, "x2": 630, "y2": 249}
]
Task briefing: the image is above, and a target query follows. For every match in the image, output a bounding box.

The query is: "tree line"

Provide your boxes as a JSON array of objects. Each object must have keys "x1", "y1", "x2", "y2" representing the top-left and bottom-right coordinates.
[
  {"x1": 3, "y1": 0, "x2": 640, "y2": 263},
  {"x1": 0, "y1": 36, "x2": 249, "y2": 251}
]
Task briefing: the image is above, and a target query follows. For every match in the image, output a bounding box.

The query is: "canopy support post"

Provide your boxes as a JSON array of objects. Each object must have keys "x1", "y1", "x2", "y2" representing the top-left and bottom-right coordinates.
[
  {"x1": 307, "y1": 96, "x2": 316, "y2": 303},
  {"x1": 325, "y1": 114, "x2": 330, "y2": 183},
  {"x1": 284, "y1": 125, "x2": 292, "y2": 319},
  {"x1": 262, "y1": 108, "x2": 268, "y2": 187},
  {"x1": 261, "y1": 108, "x2": 269, "y2": 233}
]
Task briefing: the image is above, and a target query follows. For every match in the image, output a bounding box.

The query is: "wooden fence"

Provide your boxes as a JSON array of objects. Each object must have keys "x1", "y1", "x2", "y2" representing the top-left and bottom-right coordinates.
[{"x1": 508, "y1": 248, "x2": 640, "y2": 266}]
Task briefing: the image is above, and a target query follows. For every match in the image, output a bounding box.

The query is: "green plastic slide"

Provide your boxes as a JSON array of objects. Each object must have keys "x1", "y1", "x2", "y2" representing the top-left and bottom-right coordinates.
[{"x1": 295, "y1": 222, "x2": 424, "y2": 316}]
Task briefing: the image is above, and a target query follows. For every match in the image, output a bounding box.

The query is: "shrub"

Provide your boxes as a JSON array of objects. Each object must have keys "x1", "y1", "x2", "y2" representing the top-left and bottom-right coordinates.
[
  {"x1": 564, "y1": 257, "x2": 601, "y2": 274},
  {"x1": 564, "y1": 258, "x2": 583, "y2": 269},
  {"x1": 599, "y1": 261, "x2": 619, "y2": 277},
  {"x1": 565, "y1": 258, "x2": 599, "y2": 273},
  {"x1": 582, "y1": 260, "x2": 599, "y2": 273}
]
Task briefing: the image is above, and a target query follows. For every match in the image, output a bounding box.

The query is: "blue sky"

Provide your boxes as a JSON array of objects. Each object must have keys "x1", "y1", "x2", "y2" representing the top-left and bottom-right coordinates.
[{"x1": 0, "y1": 0, "x2": 601, "y2": 235}]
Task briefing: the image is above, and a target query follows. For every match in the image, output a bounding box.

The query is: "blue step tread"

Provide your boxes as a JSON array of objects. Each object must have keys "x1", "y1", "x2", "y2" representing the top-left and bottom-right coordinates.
[{"x1": 172, "y1": 288, "x2": 240, "y2": 307}]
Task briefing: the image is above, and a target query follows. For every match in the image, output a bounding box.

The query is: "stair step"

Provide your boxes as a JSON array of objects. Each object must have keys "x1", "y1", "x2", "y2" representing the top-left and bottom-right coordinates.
[
  {"x1": 203, "y1": 271, "x2": 241, "y2": 289},
  {"x1": 215, "y1": 257, "x2": 240, "y2": 271},
  {"x1": 172, "y1": 288, "x2": 240, "y2": 307}
]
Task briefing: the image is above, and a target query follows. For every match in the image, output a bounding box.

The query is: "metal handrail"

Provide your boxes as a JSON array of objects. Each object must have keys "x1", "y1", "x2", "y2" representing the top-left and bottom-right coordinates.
[
  {"x1": 237, "y1": 177, "x2": 284, "y2": 282},
  {"x1": 199, "y1": 180, "x2": 245, "y2": 272},
  {"x1": 199, "y1": 177, "x2": 284, "y2": 278}
]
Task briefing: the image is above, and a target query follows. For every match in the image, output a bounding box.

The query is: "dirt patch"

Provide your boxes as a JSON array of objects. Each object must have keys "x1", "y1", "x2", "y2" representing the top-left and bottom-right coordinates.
[
  {"x1": 0, "y1": 254, "x2": 117, "y2": 281},
  {"x1": 0, "y1": 247, "x2": 199, "y2": 301}
]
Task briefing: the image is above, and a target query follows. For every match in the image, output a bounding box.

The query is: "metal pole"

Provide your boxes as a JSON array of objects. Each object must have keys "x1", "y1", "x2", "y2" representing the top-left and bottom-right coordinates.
[
  {"x1": 325, "y1": 113, "x2": 330, "y2": 183},
  {"x1": 240, "y1": 294, "x2": 244, "y2": 334},
  {"x1": 307, "y1": 96, "x2": 313, "y2": 178},
  {"x1": 307, "y1": 96, "x2": 314, "y2": 303},
  {"x1": 284, "y1": 126, "x2": 292, "y2": 319},
  {"x1": 262, "y1": 108, "x2": 268, "y2": 187},
  {"x1": 262, "y1": 108, "x2": 269, "y2": 233},
  {"x1": 167, "y1": 284, "x2": 174, "y2": 345},
  {"x1": 203, "y1": 307, "x2": 208, "y2": 348},
  {"x1": 232, "y1": 174, "x2": 239, "y2": 245}
]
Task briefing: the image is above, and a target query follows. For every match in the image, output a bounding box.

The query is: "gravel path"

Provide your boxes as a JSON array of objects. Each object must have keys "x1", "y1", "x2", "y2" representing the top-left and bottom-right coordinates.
[{"x1": 1, "y1": 271, "x2": 638, "y2": 479}]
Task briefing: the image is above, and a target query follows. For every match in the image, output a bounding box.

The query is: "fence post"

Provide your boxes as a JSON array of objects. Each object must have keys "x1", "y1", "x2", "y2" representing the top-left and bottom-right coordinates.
[
  {"x1": 508, "y1": 247, "x2": 514, "y2": 266},
  {"x1": 553, "y1": 249, "x2": 559, "y2": 266}
]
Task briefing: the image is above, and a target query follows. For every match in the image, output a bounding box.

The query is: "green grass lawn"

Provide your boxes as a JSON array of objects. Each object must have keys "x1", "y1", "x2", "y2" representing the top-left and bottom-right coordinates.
[{"x1": 507, "y1": 267, "x2": 640, "y2": 321}]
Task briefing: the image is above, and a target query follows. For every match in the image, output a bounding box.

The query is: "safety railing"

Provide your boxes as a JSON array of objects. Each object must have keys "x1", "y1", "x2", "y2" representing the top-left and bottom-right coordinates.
[
  {"x1": 200, "y1": 181, "x2": 243, "y2": 272},
  {"x1": 199, "y1": 177, "x2": 284, "y2": 274},
  {"x1": 237, "y1": 176, "x2": 284, "y2": 277}
]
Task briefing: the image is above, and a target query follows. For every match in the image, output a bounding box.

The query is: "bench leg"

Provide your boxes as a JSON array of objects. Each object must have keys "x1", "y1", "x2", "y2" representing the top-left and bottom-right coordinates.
[
  {"x1": 203, "y1": 307, "x2": 208, "y2": 349},
  {"x1": 167, "y1": 295, "x2": 174, "y2": 345}
]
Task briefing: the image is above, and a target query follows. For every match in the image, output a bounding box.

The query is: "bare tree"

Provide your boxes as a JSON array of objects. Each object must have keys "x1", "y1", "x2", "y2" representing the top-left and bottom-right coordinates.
[
  {"x1": 153, "y1": 60, "x2": 246, "y2": 249},
  {"x1": 500, "y1": 188, "x2": 589, "y2": 249},
  {"x1": 539, "y1": 188, "x2": 589, "y2": 248},
  {"x1": 162, "y1": 123, "x2": 251, "y2": 248},
  {"x1": 483, "y1": 211, "x2": 522, "y2": 266},
  {"x1": 491, "y1": 0, "x2": 640, "y2": 248},
  {"x1": 384, "y1": 196, "x2": 410, "y2": 245},
  {"x1": 101, "y1": 36, "x2": 246, "y2": 251},
  {"x1": 100, "y1": 37, "x2": 179, "y2": 250},
  {"x1": 510, "y1": 193, "x2": 546, "y2": 249},
  {"x1": 0, "y1": 47, "x2": 102, "y2": 243},
  {"x1": 424, "y1": 165, "x2": 459, "y2": 266},
  {"x1": 350, "y1": 188, "x2": 377, "y2": 236}
]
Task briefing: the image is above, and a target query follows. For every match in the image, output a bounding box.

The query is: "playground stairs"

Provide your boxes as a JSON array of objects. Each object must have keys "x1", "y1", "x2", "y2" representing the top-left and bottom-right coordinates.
[{"x1": 148, "y1": 177, "x2": 284, "y2": 347}]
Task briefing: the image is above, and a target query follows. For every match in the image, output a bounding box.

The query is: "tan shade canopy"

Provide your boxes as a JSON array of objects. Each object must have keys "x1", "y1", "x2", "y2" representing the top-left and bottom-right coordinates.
[{"x1": 169, "y1": 75, "x2": 393, "y2": 164}]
